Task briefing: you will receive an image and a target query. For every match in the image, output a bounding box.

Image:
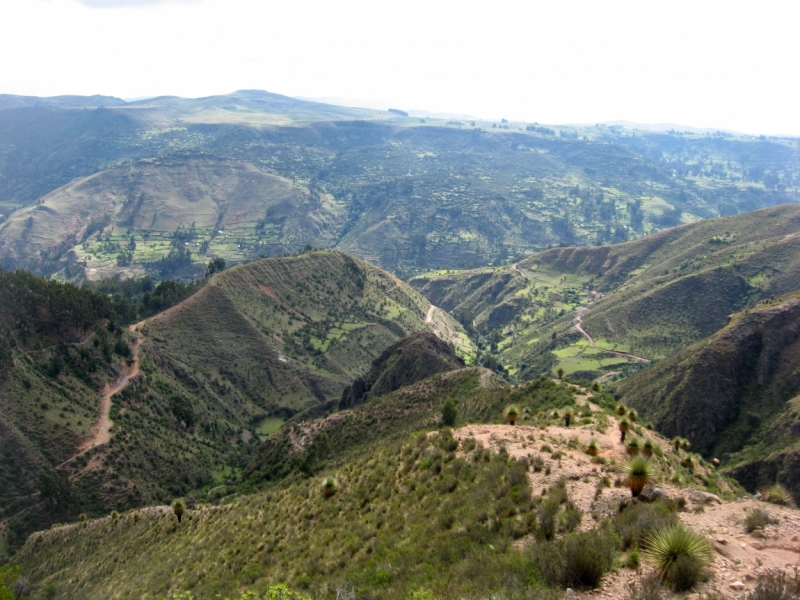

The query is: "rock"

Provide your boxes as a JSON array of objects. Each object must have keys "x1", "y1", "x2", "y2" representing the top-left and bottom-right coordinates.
[
  {"x1": 729, "y1": 581, "x2": 746, "y2": 591},
  {"x1": 689, "y1": 489, "x2": 723, "y2": 504},
  {"x1": 755, "y1": 492, "x2": 763, "y2": 500},
  {"x1": 639, "y1": 485, "x2": 665, "y2": 502},
  {"x1": 565, "y1": 589, "x2": 576, "y2": 597},
  {"x1": 751, "y1": 542, "x2": 764, "y2": 550},
  {"x1": 717, "y1": 538, "x2": 728, "y2": 545},
  {"x1": 792, "y1": 535, "x2": 798, "y2": 541}
]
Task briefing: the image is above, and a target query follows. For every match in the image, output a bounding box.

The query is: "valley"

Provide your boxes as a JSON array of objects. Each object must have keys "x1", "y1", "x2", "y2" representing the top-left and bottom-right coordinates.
[{"x1": 1, "y1": 91, "x2": 799, "y2": 600}]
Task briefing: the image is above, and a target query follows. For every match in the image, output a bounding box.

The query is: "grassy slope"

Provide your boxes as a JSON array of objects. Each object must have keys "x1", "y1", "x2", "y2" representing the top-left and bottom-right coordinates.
[
  {"x1": 0, "y1": 157, "x2": 344, "y2": 278},
  {"x1": 12, "y1": 372, "x2": 733, "y2": 600},
  {"x1": 411, "y1": 204, "x2": 800, "y2": 379},
  {"x1": 612, "y1": 291, "x2": 800, "y2": 503},
  {"x1": 141, "y1": 251, "x2": 474, "y2": 413},
  {"x1": 0, "y1": 252, "x2": 472, "y2": 560},
  {"x1": 2, "y1": 95, "x2": 798, "y2": 275}
]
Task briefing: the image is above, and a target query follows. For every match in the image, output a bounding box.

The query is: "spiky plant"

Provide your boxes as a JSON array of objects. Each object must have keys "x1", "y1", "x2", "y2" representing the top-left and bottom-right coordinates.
[
  {"x1": 763, "y1": 484, "x2": 793, "y2": 507},
  {"x1": 626, "y1": 438, "x2": 641, "y2": 457},
  {"x1": 624, "y1": 455, "x2": 653, "y2": 497},
  {"x1": 322, "y1": 476, "x2": 339, "y2": 498},
  {"x1": 628, "y1": 409, "x2": 638, "y2": 422},
  {"x1": 680, "y1": 438, "x2": 691, "y2": 452},
  {"x1": 522, "y1": 407, "x2": 532, "y2": 421},
  {"x1": 551, "y1": 410, "x2": 560, "y2": 419},
  {"x1": 557, "y1": 367, "x2": 565, "y2": 380},
  {"x1": 619, "y1": 418, "x2": 630, "y2": 443},
  {"x1": 172, "y1": 499, "x2": 185, "y2": 523},
  {"x1": 504, "y1": 404, "x2": 521, "y2": 426},
  {"x1": 110, "y1": 510, "x2": 120, "y2": 521},
  {"x1": 586, "y1": 439, "x2": 599, "y2": 457},
  {"x1": 671, "y1": 437, "x2": 682, "y2": 451},
  {"x1": 563, "y1": 407, "x2": 575, "y2": 427},
  {"x1": 79, "y1": 513, "x2": 87, "y2": 522},
  {"x1": 642, "y1": 439, "x2": 655, "y2": 458},
  {"x1": 681, "y1": 455, "x2": 694, "y2": 471},
  {"x1": 617, "y1": 404, "x2": 628, "y2": 416},
  {"x1": 591, "y1": 382, "x2": 600, "y2": 392},
  {"x1": 642, "y1": 525, "x2": 713, "y2": 589}
]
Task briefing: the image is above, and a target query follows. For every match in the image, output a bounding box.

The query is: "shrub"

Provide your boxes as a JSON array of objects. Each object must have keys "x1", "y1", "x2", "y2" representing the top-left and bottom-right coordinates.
[
  {"x1": 536, "y1": 498, "x2": 559, "y2": 541},
  {"x1": 628, "y1": 409, "x2": 638, "y2": 422},
  {"x1": 616, "y1": 404, "x2": 627, "y2": 416},
  {"x1": 762, "y1": 484, "x2": 794, "y2": 507},
  {"x1": 624, "y1": 456, "x2": 653, "y2": 497},
  {"x1": 322, "y1": 477, "x2": 338, "y2": 498},
  {"x1": 642, "y1": 439, "x2": 655, "y2": 458},
  {"x1": 559, "y1": 502, "x2": 582, "y2": 533},
  {"x1": 744, "y1": 509, "x2": 776, "y2": 533},
  {"x1": 625, "y1": 574, "x2": 668, "y2": 600},
  {"x1": 531, "y1": 525, "x2": 619, "y2": 589},
  {"x1": 586, "y1": 439, "x2": 599, "y2": 457},
  {"x1": 619, "y1": 418, "x2": 630, "y2": 442},
  {"x1": 504, "y1": 405, "x2": 521, "y2": 426},
  {"x1": 680, "y1": 438, "x2": 691, "y2": 452},
  {"x1": 441, "y1": 398, "x2": 457, "y2": 427},
  {"x1": 626, "y1": 438, "x2": 641, "y2": 457},
  {"x1": 172, "y1": 499, "x2": 185, "y2": 523},
  {"x1": 747, "y1": 569, "x2": 800, "y2": 600},
  {"x1": 614, "y1": 502, "x2": 678, "y2": 550},
  {"x1": 643, "y1": 525, "x2": 712, "y2": 590}
]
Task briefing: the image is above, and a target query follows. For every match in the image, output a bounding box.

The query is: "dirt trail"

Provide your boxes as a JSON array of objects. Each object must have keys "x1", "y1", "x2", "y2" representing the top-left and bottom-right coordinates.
[
  {"x1": 452, "y1": 421, "x2": 800, "y2": 599},
  {"x1": 57, "y1": 337, "x2": 142, "y2": 470},
  {"x1": 574, "y1": 305, "x2": 650, "y2": 364}
]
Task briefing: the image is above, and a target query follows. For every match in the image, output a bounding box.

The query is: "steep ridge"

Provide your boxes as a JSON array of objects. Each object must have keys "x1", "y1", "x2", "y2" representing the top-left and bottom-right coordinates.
[
  {"x1": 140, "y1": 251, "x2": 474, "y2": 413},
  {"x1": 613, "y1": 292, "x2": 800, "y2": 503},
  {"x1": 338, "y1": 331, "x2": 465, "y2": 409},
  {"x1": 411, "y1": 204, "x2": 800, "y2": 380},
  {"x1": 0, "y1": 252, "x2": 472, "y2": 559}
]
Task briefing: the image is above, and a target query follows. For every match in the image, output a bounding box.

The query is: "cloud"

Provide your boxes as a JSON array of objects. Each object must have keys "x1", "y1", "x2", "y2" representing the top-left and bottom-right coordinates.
[{"x1": 73, "y1": 0, "x2": 198, "y2": 8}]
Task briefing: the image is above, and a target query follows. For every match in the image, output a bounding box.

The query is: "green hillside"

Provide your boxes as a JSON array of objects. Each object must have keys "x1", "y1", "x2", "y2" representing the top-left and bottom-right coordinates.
[
  {"x1": 1, "y1": 91, "x2": 797, "y2": 276},
  {"x1": 0, "y1": 251, "x2": 473, "y2": 560},
  {"x1": 612, "y1": 291, "x2": 800, "y2": 504},
  {"x1": 0, "y1": 157, "x2": 344, "y2": 279},
  {"x1": 11, "y1": 371, "x2": 737, "y2": 600},
  {"x1": 411, "y1": 204, "x2": 800, "y2": 381}
]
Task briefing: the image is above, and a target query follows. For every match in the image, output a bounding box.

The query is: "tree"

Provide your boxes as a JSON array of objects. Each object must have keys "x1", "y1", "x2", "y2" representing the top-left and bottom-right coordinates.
[
  {"x1": 205, "y1": 257, "x2": 226, "y2": 278},
  {"x1": 563, "y1": 407, "x2": 574, "y2": 427},
  {"x1": 172, "y1": 499, "x2": 185, "y2": 523},
  {"x1": 557, "y1": 368, "x2": 565, "y2": 380},
  {"x1": 442, "y1": 398, "x2": 457, "y2": 427}
]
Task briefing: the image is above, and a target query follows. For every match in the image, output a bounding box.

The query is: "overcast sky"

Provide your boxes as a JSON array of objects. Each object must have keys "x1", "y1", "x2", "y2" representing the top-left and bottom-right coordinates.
[{"x1": 1, "y1": 0, "x2": 798, "y2": 135}]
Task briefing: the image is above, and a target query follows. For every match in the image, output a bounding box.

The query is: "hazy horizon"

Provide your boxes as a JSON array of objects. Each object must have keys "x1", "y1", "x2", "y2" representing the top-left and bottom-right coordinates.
[{"x1": 2, "y1": 0, "x2": 799, "y2": 136}]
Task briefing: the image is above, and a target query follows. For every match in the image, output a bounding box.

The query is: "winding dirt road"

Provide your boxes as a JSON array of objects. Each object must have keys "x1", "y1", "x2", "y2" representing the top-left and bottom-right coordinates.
[
  {"x1": 57, "y1": 337, "x2": 142, "y2": 470},
  {"x1": 573, "y1": 305, "x2": 650, "y2": 363}
]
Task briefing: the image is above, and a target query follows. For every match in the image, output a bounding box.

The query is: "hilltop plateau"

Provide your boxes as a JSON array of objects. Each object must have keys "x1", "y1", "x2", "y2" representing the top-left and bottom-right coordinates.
[
  {"x1": 411, "y1": 204, "x2": 800, "y2": 381},
  {"x1": 1, "y1": 91, "x2": 797, "y2": 276}
]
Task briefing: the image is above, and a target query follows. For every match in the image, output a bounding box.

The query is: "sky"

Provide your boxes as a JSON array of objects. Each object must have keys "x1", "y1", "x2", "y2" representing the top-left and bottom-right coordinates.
[{"x1": 1, "y1": 0, "x2": 798, "y2": 135}]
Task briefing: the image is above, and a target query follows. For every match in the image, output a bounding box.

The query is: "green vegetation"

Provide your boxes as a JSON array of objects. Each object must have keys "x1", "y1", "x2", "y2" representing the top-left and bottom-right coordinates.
[
  {"x1": 614, "y1": 291, "x2": 800, "y2": 504},
  {"x1": 642, "y1": 525, "x2": 713, "y2": 591},
  {"x1": 2, "y1": 91, "x2": 798, "y2": 279},
  {"x1": 624, "y1": 456, "x2": 653, "y2": 496},
  {"x1": 411, "y1": 205, "x2": 800, "y2": 381}
]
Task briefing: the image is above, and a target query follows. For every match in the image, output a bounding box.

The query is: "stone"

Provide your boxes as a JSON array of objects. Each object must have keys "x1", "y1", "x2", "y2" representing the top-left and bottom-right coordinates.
[
  {"x1": 717, "y1": 538, "x2": 728, "y2": 545},
  {"x1": 689, "y1": 489, "x2": 723, "y2": 504},
  {"x1": 565, "y1": 589, "x2": 576, "y2": 597},
  {"x1": 730, "y1": 581, "x2": 746, "y2": 591},
  {"x1": 639, "y1": 485, "x2": 665, "y2": 503},
  {"x1": 751, "y1": 542, "x2": 764, "y2": 550}
]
